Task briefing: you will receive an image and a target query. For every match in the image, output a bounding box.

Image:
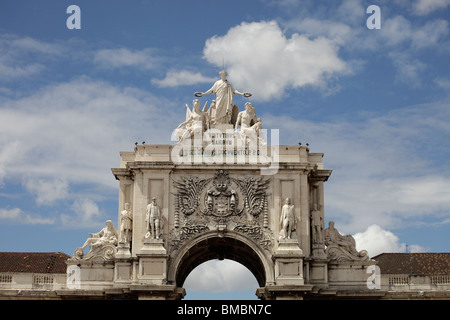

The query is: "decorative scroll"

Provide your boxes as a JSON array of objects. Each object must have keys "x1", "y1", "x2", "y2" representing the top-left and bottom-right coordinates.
[
  {"x1": 170, "y1": 222, "x2": 210, "y2": 251},
  {"x1": 71, "y1": 243, "x2": 117, "y2": 261},
  {"x1": 69, "y1": 220, "x2": 118, "y2": 261},
  {"x1": 326, "y1": 245, "x2": 369, "y2": 262},
  {"x1": 234, "y1": 223, "x2": 273, "y2": 251},
  {"x1": 173, "y1": 176, "x2": 211, "y2": 216},
  {"x1": 232, "y1": 176, "x2": 270, "y2": 218}
]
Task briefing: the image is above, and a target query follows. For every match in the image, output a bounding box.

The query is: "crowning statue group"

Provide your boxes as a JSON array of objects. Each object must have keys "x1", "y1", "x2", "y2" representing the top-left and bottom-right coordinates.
[{"x1": 174, "y1": 70, "x2": 263, "y2": 142}]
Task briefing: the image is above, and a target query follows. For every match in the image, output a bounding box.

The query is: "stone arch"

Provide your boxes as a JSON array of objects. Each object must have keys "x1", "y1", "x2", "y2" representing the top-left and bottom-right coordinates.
[{"x1": 168, "y1": 231, "x2": 274, "y2": 289}]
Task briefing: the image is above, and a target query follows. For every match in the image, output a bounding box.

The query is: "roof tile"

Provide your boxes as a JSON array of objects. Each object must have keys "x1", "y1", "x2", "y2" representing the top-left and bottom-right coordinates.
[
  {"x1": 0, "y1": 252, "x2": 70, "y2": 274},
  {"x1": 373, "y1": 253, "x2": 450, "y2": 275}
]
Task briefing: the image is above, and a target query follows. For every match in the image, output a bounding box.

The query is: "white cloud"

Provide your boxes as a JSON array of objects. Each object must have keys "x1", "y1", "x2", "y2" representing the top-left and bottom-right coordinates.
[
  {"x1": 381, "y1": 16, "x2": 449, "y2": 49},
  {"x1": 284, "y1": 5, "x2": 449, "y2": 88},
  {"x1": 60, "y1": 198, "x2": 104, "y2": 228},
  {"x1": 353, "y1": 225, "x2": 426, "y2": 257},
  {"x1": 388, "y1": 51, "x2": 426, "y2": 87},
  {"x1": 151, "y1": 69, "x2": 216, "y2": 87},
  {"x1": 203, "y1": 20, "x2": 347, "y2": 101},
  {"x1": 93, "y1": 48, "x2": 158, "y2": 70},
  {"x1": 183, "y1": 259, "x2": 258, "y2": 292},
  {"x1": 413, "y1": 0, "x2": 450, "y2": 15},
  {"x1": 23, "y1": 178, "x2": 69, "y2": 206},
  {"x1": 0, "y1": 34, "x2": 64, "y2": 81},
  {"x1": 434, "y1": 77, "x2": 450, "y2": 90},
  {"x1": 0, "y1": 207, "x2": 55, "y2": 225}
]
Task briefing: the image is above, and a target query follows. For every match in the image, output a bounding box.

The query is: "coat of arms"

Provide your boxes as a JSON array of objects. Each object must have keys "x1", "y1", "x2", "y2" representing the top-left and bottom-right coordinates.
[{"x1": 203, "y1": 170, "x2": 239, "y2": 217}]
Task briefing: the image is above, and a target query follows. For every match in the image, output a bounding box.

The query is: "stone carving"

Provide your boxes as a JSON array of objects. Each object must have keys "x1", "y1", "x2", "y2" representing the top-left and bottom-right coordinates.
[
  {"x1": 203, "y1": 170, "x2": 239, "y2": 217},
  {"x1": 235, "y1": 102, "x2": 263, "y2": 137},
  {"x1": 195, "y1": 70, "x2": 251, "y2": 125},
  {"x1": 171, "y1": 170, "x2": 271, "y2": 252},
  {"x1": 232, "y1": 175, "x2": 270, "y2": 221},
  {"x1": 174, "y1": 99, "x2": 210, "y2": 141},
  {"x1": 119, "y1": 203, "x2": 133, "y2": 245},
  {"x1": 173, "y1": 176, "x2": 211, "y2": 218},
  {"x1": 324, "y1": 221, "x2": 369, "y2": 261},
  {"x1": 279, "y1": 198, "x2": 296, "y2": 240},
  {"x1": 173, "y1": 170, "x2": 270, "y2": 220},
  {"x1": 71, "y1": 220, "x2": 118, "y2": 260},
  {"x1": 145, "y1": 197, "x2": 164, "y2": 240},
  {"x1": 234, "y1": 222, "x2": 273, "y2": 251},
  {"x1": 170, "y1": 222, "x2": 210, "y2": 251},
  {"x1": 311, "y1": 204, "x2": 323, "y2": 245}
]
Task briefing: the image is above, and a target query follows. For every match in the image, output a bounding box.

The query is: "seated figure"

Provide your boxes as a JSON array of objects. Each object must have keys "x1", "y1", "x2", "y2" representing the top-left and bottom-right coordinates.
[
  {"x1": 72, "y1": 220, "x2": 118, "y2": 260},
  {"x1": 324, "y1": 221, "x2": 369, "y2": 261}
]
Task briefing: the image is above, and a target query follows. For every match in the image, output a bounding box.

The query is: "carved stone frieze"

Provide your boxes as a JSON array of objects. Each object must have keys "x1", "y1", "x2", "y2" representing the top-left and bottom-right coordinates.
[{"x1": 234, "y1": 222, "x2": 274, "y2": 251}]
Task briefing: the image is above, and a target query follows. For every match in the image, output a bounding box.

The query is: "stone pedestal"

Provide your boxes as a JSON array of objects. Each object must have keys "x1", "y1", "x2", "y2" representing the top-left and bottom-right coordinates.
[
  {"x1": 114, "y1": 260, "x2": 132, "y2": 285},
  {"x1": 309, "y1": 259, "x2": 328, "y2": 286},
  {"x1": 136, "y1": 239, "x2": 168, "y2": 285},
  {"x1": 274, "y1": 240, "x2": 304, "y2": 286},
  {"x1": 311, "y1": 243, "x2": 327, "y2": 259},
  {"x1": 141, "y1": 238, "x2": 166, "y2": 255},
  {"x1": 116, "y1": 243, "x2": 131, "y2": 259}
]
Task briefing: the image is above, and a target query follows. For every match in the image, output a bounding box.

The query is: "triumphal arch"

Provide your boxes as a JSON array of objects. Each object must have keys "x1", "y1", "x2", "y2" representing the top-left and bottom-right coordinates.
[{"x1": 65, "y1": 71, "x2": 375, "y2": 300}]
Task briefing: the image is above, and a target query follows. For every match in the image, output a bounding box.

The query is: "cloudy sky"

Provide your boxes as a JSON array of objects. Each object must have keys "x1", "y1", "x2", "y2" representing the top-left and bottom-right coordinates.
[{"x1": 1, "y1": 0, "x2": 449, "y2": 299}]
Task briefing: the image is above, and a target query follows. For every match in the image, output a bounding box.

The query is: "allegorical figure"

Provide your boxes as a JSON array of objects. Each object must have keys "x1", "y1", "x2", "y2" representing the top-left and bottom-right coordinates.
[
  {"x1": 119, "y1": 203, "x2": 133, "y2": 244},
  {"x1": 235, "y1": 102, "x2": 262, "y2": 136},
  {"x1": 279, "y1": 197, "x2": 296, "y2": 240},
  {"x1": 145, "y1": 197, "x2": 162, "y2": 239},
  {"x1": 78, "y1": 220, "x2": 118, "y2": 254},
  {"x1": 324, "y1": 221, "x2": 358, "y2": 255},
  {"x1": 195, "y1": 70, "x2": 251, "y2": 124},
  {"x1": 311, "y1": 204, "x2": 323, "y2": 245},
  {"x1": 175, "y1": 99, "x2": 210, "y2": 141}
]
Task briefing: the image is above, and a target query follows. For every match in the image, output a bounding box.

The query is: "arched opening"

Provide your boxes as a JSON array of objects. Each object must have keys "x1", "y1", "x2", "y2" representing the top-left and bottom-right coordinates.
[
  {"x1": 183, "y1": 259, "x2": 259, "y2": 299},
  {"x1": 168, "y1": 232, "x2": 273, "y2": 299}
]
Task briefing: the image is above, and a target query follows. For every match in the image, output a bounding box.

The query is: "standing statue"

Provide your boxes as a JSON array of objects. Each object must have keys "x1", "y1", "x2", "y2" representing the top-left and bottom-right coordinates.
[
  {"x1": 119, "y1": 203, "x2": 133, "y2": 244},
  {"x1": 311, "y1": 204, "x2": 323, "y2": 245},
  {"x1": 145, "y1": 197, "x2": 162, "y2": 240},
  {"x1": 195, "y1": 70, "x2": 251, "y2": 125},
  {"x1": 279, "y1": 198, "x2": 296, "y2": 240}
]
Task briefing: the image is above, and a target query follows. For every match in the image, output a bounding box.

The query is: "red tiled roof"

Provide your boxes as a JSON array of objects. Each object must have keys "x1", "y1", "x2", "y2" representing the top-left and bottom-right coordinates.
[
  {"x1": 0, "y1": 252, "x2": 70, "y2": 274},
  {"x1": 373, "y1": 253, "x2": 450, "y2": 275}
]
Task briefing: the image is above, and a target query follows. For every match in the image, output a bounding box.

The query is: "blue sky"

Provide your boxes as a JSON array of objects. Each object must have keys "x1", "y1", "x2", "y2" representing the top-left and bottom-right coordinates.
[{"x1": 1, "y1": 0, "x2": 450, "y2": 300}]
